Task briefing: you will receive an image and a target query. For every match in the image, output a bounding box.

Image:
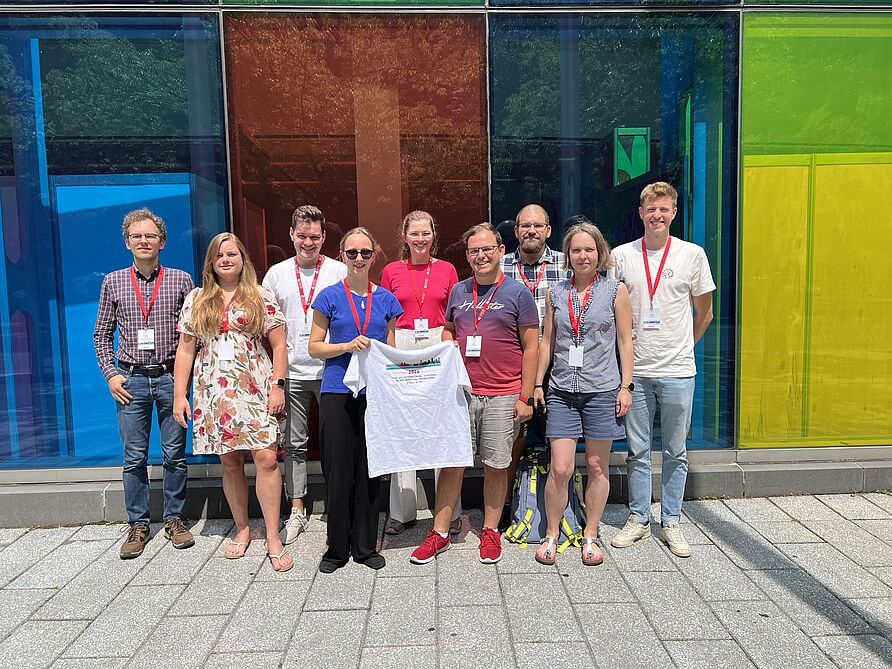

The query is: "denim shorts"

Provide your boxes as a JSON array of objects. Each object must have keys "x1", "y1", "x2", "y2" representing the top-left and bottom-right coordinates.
[{"x1": 545, "y1": 387, "x2": 625, "y2": 441}]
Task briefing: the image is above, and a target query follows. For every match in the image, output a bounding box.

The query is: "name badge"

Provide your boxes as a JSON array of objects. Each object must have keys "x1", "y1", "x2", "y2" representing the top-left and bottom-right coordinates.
[
  {"x1": 137, "y1": 328, "x2": 155, "y2": 351},
  {"x1": 414, "y1": 318, "x2": 430, "y2": 337},
  {"x1": 465, "y1": 335, "x2": 482, "y2": 357},
  {"x1": 568, "y1": 345, "x2": 584, "y2": 368},
  {"x1": 642, "y1": 307, "x2": 662, "y2": 331},
  {"x1": 296, "y1": 318, "x2": 310, "y2": 339},
  {"x1": 218, "y1": 337, "x2": 235, "y2": 361}
]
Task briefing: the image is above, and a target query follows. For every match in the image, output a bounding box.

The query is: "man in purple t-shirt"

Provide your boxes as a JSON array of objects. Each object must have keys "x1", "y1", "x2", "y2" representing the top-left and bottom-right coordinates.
[{"x1": 410, "y1": 223, "x2": 539, "y2": 566}]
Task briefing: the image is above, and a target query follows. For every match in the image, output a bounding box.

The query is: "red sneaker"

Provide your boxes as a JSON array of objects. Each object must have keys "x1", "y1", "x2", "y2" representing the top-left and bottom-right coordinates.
[
  {"x1": 410, "y1": 531, "x2": 450, "y2": 564},
  {"x1": 478, "y1": 527, "x2": 503, "y2": 564}
]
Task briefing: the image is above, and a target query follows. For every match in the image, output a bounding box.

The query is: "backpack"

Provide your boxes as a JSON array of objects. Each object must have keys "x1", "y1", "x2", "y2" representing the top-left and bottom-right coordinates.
[{"x1": 504, "y1": 448, "x2": 586, "y2": 553}]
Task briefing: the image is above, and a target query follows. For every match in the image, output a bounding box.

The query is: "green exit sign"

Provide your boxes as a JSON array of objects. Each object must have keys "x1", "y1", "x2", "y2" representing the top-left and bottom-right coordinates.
[{"x1": 613, "y1": 127, "x2": 650, "y2": 186}]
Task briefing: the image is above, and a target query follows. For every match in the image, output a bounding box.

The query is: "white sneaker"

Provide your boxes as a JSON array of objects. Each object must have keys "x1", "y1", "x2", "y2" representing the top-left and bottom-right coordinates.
[
  {"x1": 610, "y1": 515, "x2": 650, "y2": 548},
  {"x1": 657, "y1": 523, "x2": 691, "y2": 557},
  {"x1": 284, "y1": 508, "x2": 309, "y2": 545}
]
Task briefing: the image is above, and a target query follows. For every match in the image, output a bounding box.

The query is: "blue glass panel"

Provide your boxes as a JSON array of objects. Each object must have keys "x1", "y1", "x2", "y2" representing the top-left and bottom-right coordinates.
[
  {"x1": 0, "y1": 15, "x2": 228, "y2": 469},
  {"x1": 490, "y1": 13, "x2": 738, "y2": 448}
]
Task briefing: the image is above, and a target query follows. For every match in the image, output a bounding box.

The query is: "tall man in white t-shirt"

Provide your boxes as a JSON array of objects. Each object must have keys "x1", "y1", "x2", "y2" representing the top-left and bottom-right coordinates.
[
  {"x1": 263, "y1": 205, "x2": 347, "y2": 543},
  {"x1": 608, "y1": 182, "x2": 715, "y2": 558}
]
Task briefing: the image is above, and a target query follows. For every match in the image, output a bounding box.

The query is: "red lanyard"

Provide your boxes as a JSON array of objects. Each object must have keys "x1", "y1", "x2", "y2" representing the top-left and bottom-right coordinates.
[
  {"x1": 516, "y1": 260, "x2": 546, "y2": 295},
  {"x1": 642, "y1": 236, "x2": 671, "y2": 306},
  {"x1": 343, "y1": 280, "x2": 373, "y2": 336},
  {"x1": 472, "y1": 273, "x2": 505, "y2": 334},
  {"x1": 567, "y1": 276, "x2": 595, "y2": 342},
  {"x1": 221, "y1": 291, "x2": 237, "y2": 334},
  {"x1": 407, "y1": 259, "x2": 432, "y2": 311},
  {"x1": 295, "y1": 255, "x2": 322, "y2": 316},
  {"x1": 129, "y1": 266, "x2": 164, "y2": 324}
]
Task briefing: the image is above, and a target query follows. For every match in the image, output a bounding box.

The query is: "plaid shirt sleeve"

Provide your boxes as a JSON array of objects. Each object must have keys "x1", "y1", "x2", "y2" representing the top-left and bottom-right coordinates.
[{"x1": 93, "y1": 274, "x2": 119, "y2": 381}]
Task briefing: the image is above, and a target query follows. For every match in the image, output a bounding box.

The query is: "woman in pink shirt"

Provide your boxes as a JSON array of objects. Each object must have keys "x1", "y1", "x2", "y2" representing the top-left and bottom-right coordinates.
[{"x1": 380, "y1": 211, "x2": 460, "y2": 535}]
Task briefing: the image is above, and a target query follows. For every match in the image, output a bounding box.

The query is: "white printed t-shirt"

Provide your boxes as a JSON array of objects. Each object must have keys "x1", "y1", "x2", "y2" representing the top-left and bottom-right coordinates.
[
  {"x1": 262, "y1": 255, "x2": 347, "y2": 380},
  {"x1": 609, "y1": 237, "x2": 715, "y2": 378},
  {"x1": 344, "y1": 340, "x2": 473, "y2": 478}
]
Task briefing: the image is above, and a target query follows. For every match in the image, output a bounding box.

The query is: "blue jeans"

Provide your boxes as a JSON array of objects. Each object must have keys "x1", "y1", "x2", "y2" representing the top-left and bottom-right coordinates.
[
  {"x1": 624, "y1": 376, "x2": 695, "y2": 525},
  {"x1": 116, "y1": 371, "x2": 187, "y2": 525}
]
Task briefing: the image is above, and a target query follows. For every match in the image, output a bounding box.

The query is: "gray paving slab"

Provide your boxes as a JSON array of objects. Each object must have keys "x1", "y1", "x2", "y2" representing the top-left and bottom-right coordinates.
[
  {"x1": 802, "y1": 519, "x2": 892, "y2": 567},
  {"x1": 846, "y1": 598, "x2": 892, "y2": 642},
  {"x1": 664, "y1": 640, "x2": 756, "y2": 669},
  {"x1": 514, "y1": 643, "x2": 593, "y2": 668},
  {"x1": 684, "y1": 499, "x2": 742, "y2": 524},
  {"x1": 254, "y1": 530, "x2": 326, "y2": 581},
  {"x1": 215, "y1": 580, "x2": 309, "y2": 652},
  {"x1": 871, "y1": 567, "x2": 892, "y2": 588},
  {"x1": 725, "y1": 497, "x2": 792, "y2": 522},
  {"x1": 769, "y1": 495, "x2": 844, "y2": 521},
  {"x1": 671, "y1": 545, "x2": 766, "y2": 602},
  {"x1": 495, "y1": 541, "x2": 548, "y2": 574},
  {"x1": 0, "y1": 588, "x2": 56, "y2": 641},
  {"x1": 711, "y1": 600, "x2": 837, "y2": 669},
  {"x1": 812, "y1": 634, "x2": 892, "y2": 669},
  {"x1": 625, "y1": 571, "x2": 730, "y2": 640},
  {"x1": 745, "y1": 520, "x2": 823, "y2": 544},
  {"x1": 50, "y1": 659, "x2": 127, "y2": 669},
  {"x1": 696, "y1": 520, "x2": 795, "y2": 571},
  {"x1": 0, "y1": 620, "x2": 88, "y2": 669},
  {"x1": 776, "y1": 543, "x2": 892, "y2": 599},
  {"x1": 204, "y1": 653, "x2": 283, "y2": 669},
  {"x1": 858, "y1": 519, "x2": 892, "y2": 544},
  {"x1": 863, "y1": 493, "x2": 892, "y2": 515},
  {"x1": 500, "y1": 572, "x2": 583, "y2": 643},
  {"x1": 560, "y1": 561, "x2": 636, "y2": 604},
  {"x1": 359, "y1": 645, "x2": 437, "y2": 668},
  {"x1": 364, "y1": 576, "x2": 437, "y2": 647},
  {"x1": 574, "y1": 602, "x2": 674, "y2": 669},
  {"x1": 68, "y1": 524, "x2": 128, "y2": 542},
  {"x1": 602, "y1": 536, "x2": 678, "y2": 572},
  {"x1": 128, "y1": 530, "x2": 221, "y2": 586},
  {"x1": 438, "y1": 606, "x2": 515, "y2": 669},
  {"x1": 376, "y1": 545, "x2": 435, "y2": 579},
  {"x1": 7, "y1": 539, "x2": 113, "y2": 590},
  {"x1": 282, "y1": 609, "x2": 365, "y2": 668},
  {"x1": 167, "y1": 554, "x2": 260, "y2": 616},
  {"x1": 678, "y1": 515, "x2": 715, "y2": 545},
  {"x1": 303, "y1": 560, "x2": 376, "y2": 611},
  {"x1": 61, "y1": 584, "x2": 183, "y2": 658},
  {"x1": 0, "y1": 528, "x2": 79, "y2": 588},
  {"x1": 0, "y1": 528, "x2": 28, "y2": 545},
  {"x1": 817, "y1": 494, "x2": 890, "y2": 520},
  {"x1": 128, "y1": 613, "x2": 228, "y2": 669},
  {"x1": 437, "y1": 553, "x2": 502, "y2": 606},
  {"x1": 746, "y1": 568, "x2": 875, "y2": 636}
]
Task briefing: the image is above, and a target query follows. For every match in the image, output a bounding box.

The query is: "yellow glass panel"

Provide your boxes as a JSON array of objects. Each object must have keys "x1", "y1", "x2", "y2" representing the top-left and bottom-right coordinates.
[
  {"x1": 808, "y1": 160, "x2": 892, "y2": 441},
  {"x1": 738, "y1": 164, "x2": 809, "y2": 446}
]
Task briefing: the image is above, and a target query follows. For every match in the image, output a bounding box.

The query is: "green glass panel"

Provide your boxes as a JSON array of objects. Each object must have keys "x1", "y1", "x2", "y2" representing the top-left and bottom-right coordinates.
[{"x1": 225, "y1": 0, "x2": 481, "y2": 6}]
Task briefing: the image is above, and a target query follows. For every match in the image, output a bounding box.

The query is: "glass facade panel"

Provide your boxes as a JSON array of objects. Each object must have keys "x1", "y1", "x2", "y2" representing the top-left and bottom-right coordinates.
[
  {"x1": 0, "y1": 14, "x2": 228, "y2": 468},
  {"x1": 738, "y1": 13, "x2": 892, "y2": 448},
  {"x1": 490, "y1": 13, "x2": 738, "y2": 448},
  {"x1": 224, "y1": 13, "x2": 488, "y2": 278}
]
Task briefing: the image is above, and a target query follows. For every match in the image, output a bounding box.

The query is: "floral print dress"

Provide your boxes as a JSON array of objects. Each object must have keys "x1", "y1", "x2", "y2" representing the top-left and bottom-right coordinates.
[{"x1": 177, "y1": 286, "x2": 286, "y2": 454}]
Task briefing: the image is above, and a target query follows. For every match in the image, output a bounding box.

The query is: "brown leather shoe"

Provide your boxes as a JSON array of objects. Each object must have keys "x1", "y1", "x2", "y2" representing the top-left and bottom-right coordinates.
[
  {"x1": 164, "y1": 518, "x2": 195, "y2": 549},
  {"x1": 120, "y1": 524, "x2": 150, "y2": 559}
]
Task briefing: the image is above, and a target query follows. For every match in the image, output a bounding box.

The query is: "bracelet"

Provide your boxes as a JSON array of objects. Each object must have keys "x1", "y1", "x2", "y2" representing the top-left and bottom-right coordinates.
[{"x1": 534, "y1": 384, "x2": 543, "y2": 388}]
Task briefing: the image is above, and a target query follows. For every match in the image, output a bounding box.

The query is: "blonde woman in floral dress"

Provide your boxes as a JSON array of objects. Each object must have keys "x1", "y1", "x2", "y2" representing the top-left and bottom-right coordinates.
[{"x1": 173, "y1": 232, "x2": 293, "y2": 572}]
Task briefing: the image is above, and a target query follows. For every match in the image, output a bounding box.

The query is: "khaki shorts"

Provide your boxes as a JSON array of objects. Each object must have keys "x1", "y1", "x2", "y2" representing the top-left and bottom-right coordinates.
[{"x1": 468, "y1": 393, "x2": 521, "y2": 469}]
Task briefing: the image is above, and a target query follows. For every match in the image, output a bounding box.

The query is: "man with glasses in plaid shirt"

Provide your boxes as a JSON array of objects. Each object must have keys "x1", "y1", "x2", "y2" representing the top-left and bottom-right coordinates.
[{"x1": 94, "y1": 209, "x2": 195, "y2": 559}]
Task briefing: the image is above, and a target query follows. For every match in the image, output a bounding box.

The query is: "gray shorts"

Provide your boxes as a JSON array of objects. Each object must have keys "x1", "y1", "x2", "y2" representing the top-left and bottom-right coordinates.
[
  {"x1": 468, "y1": 394, "x2": 521, "y2": 469},
  {"x1": 545, "y1": 387, "x2": 625, "y2": 442}
]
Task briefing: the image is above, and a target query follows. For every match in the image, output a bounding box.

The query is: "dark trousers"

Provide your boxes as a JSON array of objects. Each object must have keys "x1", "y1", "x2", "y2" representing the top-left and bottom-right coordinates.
[{"x1": 319, "y1": 393, "x2": 380, "y2": 564}]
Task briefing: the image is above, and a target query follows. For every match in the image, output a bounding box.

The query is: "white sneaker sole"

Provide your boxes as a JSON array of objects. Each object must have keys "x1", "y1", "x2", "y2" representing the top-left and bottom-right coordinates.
[
  {"x1": 410, "y1": 543, "x2": 449, "y2": 565},
  {"x1": 609, "y1": 529, "x2": 650, "y2": 549}
]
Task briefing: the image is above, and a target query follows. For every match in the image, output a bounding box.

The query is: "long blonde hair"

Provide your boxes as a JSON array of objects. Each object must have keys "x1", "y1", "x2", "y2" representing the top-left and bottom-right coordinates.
[{"x1": 190, "y1": 233, "x2": 265, "y2": 341}]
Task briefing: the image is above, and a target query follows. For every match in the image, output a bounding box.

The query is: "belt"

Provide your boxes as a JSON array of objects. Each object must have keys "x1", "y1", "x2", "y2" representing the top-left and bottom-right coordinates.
[{"x1": 117, "y1": 360, "x2": 174, "y2": 377}]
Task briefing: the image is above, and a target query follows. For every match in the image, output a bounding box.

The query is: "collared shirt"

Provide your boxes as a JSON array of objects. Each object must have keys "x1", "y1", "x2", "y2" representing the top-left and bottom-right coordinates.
[
  {"x1": 93, "y1": 263, "x2": 194, "y2": 381},
  {"x1": 501, "y1": 246, "x2": 569, "y2": 337}
]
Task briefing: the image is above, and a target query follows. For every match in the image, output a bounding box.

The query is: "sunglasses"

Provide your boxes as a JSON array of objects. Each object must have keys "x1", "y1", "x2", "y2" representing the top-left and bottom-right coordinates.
[{"x1": 344, "y1": 248, "x2": 374, "y2": 260}]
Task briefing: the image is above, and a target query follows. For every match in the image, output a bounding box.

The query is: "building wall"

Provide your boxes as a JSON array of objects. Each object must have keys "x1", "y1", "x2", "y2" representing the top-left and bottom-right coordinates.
[{"x1": 0, "y1": 3, "x2": 889, "y2": 470}]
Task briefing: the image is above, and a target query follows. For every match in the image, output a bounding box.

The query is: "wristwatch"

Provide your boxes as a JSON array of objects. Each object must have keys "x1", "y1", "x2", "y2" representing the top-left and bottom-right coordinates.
[
  {"x1": 275, "y1": 378, "x2": 286, "y2": 389},
  {"x1": 620, "y1": 383, "x2": 635, "y2": 392},
  {"x1": 518, "y1": 395, "x2": 535, "y2": 407}
]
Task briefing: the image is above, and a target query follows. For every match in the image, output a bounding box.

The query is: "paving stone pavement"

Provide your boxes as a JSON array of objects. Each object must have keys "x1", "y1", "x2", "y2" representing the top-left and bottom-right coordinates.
[{"x1": 1, "y1": 494, "x2": 891, "y2": 669}]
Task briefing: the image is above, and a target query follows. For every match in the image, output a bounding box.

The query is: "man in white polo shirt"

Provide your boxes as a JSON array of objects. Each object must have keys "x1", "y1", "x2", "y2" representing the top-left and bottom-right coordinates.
[
  {"x1": 263, "y1": 205, "x2": 347, "y2": 543},
  {"x1": 608, "y1": 182, "x2": 715, "y2": 558}
]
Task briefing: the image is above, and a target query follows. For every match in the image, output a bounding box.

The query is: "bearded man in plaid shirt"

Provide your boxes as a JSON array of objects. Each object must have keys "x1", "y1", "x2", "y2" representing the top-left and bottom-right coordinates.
[{"x1": 93, "y1": 209, "x2": 195, "y2": 559}]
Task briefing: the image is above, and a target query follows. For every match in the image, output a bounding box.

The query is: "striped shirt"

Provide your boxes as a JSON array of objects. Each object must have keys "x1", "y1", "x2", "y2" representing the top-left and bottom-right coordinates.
[
  {"x1": 501, "y1": 246, "x2": 570, "y2": 337},
  {"x1": 93, "y1": 263, "x2": 194, "y2": 381}
]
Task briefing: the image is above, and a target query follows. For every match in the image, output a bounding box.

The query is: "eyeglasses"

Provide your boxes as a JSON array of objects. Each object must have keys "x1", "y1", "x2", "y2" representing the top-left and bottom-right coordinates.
[
  {"x1": 128, "y1": 233, "x2": 161, "y2": 242},
  {"x1": 344, "y1": 248, "x2": 374, "y2": 260},
  {"x1": 406, "y1": 231, "x2": 433, "y2": 240},
  {"x1": 467, "y1": 246, "x2": 498, "y2": 257},
  {"x1": 517, "y1": 223, "x2": 548, "y2": 231}
]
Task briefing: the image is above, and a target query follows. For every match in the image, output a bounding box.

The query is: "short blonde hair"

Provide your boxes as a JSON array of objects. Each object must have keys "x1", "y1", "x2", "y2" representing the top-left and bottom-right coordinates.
[
  {"x1": 561, "y1": 222, "x2": 613, "y2": 272},
  {"x1": 639, "y1": 182, "x2": 678, "y2": 206}
]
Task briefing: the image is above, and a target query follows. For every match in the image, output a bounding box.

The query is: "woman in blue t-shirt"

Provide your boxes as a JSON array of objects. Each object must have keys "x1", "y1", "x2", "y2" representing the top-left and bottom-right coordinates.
[{"x1": 308, "y1": 226, "x2": 403, "y2": 573}]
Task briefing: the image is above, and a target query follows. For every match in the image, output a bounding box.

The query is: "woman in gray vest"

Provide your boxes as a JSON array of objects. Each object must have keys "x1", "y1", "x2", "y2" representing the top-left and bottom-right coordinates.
[{"x1": 531, "y1": 220, "x2": 633, "y2": 566}]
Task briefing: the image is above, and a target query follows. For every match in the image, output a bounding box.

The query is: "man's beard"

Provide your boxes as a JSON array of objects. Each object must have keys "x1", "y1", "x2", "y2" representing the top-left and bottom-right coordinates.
[{"x1": 521, "y1": 237, "x2": 545, "y2": 255}]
